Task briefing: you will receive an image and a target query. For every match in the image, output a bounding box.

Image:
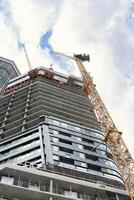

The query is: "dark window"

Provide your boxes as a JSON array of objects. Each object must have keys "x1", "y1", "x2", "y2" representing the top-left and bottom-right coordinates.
[
  {"x1": 106, "y1": 152, "x2": 113, "y2": 160},
  {"x1": 59, "y1": 147, "x2": 73, "y2": 154},
  {"x1": 28, "y1": 156, "x2": 41, "y2": 163},
  {"x1": 60, "y1": 156, "x2": 74, "y2": 165},
  {"x1": 86, "y1": 154, "x2": 98, "y2": 161},
  {"x1": 118, "y1": 194, "x2": 131, "y2": 200},
  {"x1": 88, "y1": 163, "x2": 101, "y2": 172},
  {"x1": 106, "y1": 191, "x2": 116, "y2": 199},
  {"x1": 59, "y1": 138, "x2": 72, "y2": 145},
  {"x1": 84, "y1": 145, "x2": 95, "y2": 152},
  {"x1": 59, "y1": 131, "x2": 71, "y2": 137},
  {"x1": 82, "y1": 138, "x2": 94, "y2": 144}
]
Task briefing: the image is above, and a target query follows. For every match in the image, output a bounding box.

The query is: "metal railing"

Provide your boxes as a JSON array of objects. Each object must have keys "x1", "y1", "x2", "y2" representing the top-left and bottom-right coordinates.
[
  {"x1": 0, "y1": 161, "x2": 125, "y2": 191},
  {"x1": 0, "y1": 176, "x2": 109, "y2": 200}
]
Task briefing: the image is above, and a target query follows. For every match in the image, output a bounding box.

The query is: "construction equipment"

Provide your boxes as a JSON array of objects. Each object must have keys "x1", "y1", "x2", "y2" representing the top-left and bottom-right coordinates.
[
  {"x1": 53, "y1": 51, "x2": 134, "y2": 200},
  {"x1": 20, "y1": 43, "x2": 32, "y2": 71}
]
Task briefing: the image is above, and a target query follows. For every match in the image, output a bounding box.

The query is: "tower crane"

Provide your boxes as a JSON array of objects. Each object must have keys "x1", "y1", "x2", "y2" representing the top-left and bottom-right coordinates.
[{"x1": 53, "y1": 51, "x2": 134, "y2": 200}]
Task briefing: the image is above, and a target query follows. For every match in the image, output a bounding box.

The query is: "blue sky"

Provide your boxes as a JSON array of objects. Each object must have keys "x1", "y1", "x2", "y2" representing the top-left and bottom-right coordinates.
[
  {"x1": 39, "y1": 28, "x2": 75, "y2": 73},
  {"x1": 0, "y1": 0, "x2": 134, "y2": 156},
  {"x1": 39, "y1": 30, "x2": 62, "y2": 62},
  {"x1": 40, "y1": 30, "x2": 53, "y2": 51}
]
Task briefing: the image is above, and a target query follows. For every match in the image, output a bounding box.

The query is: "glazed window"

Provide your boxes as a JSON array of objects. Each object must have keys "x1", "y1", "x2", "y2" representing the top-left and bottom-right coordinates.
[{"x1": 59, "y1": 138, "x2": 72, "y2": 145}]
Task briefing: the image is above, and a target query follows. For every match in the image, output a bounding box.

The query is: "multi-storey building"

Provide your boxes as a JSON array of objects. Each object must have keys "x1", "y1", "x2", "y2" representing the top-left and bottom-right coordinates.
[
  {"x1": 0, "y1": 66, "x2": 129, "y2": 200},
  {"x1": 0, "y1": 57, "x2": 20, "y2": 94}
]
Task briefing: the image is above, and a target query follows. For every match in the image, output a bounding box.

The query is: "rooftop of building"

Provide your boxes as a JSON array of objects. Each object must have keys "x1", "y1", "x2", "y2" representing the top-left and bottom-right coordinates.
[{"x1": 7, "y1": 66, "x2": 82, "y2": 87}]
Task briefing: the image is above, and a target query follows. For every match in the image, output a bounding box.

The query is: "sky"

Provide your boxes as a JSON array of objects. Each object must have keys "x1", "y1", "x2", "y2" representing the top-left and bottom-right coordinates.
[{"x1": 0, "y1": 0, "x2": 134, "y2": 156}]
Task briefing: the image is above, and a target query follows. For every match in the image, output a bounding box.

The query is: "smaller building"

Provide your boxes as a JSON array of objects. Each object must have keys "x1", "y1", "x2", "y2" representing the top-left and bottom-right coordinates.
[{"x1": 0, "y1": 57, "x2": 20, "y2": 94}]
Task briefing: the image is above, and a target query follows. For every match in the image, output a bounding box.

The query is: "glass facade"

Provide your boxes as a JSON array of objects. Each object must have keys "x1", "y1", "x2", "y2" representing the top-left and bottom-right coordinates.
[
  {"x1": 47, "y1": 118, "x2": 123, "y2": 184},
  {"x1": 0, "y1": 57, "x2": 20, "y2": 93}
]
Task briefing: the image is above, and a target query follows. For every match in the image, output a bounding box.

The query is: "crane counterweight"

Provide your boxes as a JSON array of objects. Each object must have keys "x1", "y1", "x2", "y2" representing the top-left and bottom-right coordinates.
[{"x1": 74, "y1": 54, "x2": 90, "y2": 62}]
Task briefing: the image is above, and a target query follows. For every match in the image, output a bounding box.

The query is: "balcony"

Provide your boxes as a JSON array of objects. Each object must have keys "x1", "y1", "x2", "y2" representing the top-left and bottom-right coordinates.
[{"x1": 0, "y1": 175, "x2": 123, "y2": 200}]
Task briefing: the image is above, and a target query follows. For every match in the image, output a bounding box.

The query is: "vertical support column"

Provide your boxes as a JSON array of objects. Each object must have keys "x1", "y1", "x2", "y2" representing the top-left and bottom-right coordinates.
[
  {"x1": 50, "y1": 179, "x2": 53, "y2": 193},
  {"x1": 42, "y1": 124, "x2": 54, "y2": 167},
  {"x1": 116, "y1": 194, "x2": 120, "y2": 200},
  {"x1": 18, "y1": 176, "x2": 21, "y2": 186},
  {"x1": 105, "y1": 193, "x2": 109, "y2": 200},
  {"x1": 22, "y1": 85, "x2": 32, "y2": 132},
  {"x1": 0, "y1": 93, "x2": 15, "y2": 139},
  {"x1": 70, "y1": 185, "x2": 72, "y2": 197},
  {"x1": 38, "y1": 122, "x2": 54, "y2": 168},
  {"x1": 39, "y1": 125, "x2": 46, "y2": 168},
  {"x1": 49, "y1": 179, "x2": 53, "y2": 200}
]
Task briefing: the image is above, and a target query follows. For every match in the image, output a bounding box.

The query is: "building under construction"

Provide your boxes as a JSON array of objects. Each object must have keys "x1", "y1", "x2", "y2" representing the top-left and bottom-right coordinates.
[{"x1": 0, "y1": 60, "x2": 130, "y2": 200}]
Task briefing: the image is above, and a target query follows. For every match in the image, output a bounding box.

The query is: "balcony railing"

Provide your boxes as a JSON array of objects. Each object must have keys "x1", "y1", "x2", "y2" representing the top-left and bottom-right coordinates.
[{"x1": 0, "y1": 176, "x2": 111, "y2": 200}]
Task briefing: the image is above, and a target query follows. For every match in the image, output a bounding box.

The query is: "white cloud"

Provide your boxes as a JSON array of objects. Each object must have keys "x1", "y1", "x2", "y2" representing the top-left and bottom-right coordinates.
[
  {"x1": 9, "y1": 0, "x2": 54, "y2": 43},
  {"x1": 51, "y1": 0, "x2": 134, "y2": 156},
  {"x1": 0, "y1": 0, "x2": 63, "y2": 73},
  {"x1": 0, "y1": 0, "x2": 133, "y2": 157}
]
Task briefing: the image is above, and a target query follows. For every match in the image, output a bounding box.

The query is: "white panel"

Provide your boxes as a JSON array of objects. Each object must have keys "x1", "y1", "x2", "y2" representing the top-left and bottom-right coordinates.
[{"x1": 1, "y1": 176, "x2": 14, "y2": 185}]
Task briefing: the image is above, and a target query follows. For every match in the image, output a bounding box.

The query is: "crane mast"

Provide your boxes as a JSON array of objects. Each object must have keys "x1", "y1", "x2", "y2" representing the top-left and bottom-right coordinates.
[
  {"x1": 53, "y1": 51, "x2": 134, "y2": 200},
  {"x1": 76, "y1": 58, "x2": 134, "y2": 200}
]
